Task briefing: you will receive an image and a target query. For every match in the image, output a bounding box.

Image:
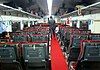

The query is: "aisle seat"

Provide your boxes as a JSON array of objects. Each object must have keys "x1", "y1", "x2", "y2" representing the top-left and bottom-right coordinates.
[
  {"x1": 78, "y1": 30, "x2": 91, "y2": 34},
  {"x1": 66, "y1": 29, "x2": 91, "y2": 50},
  {"x1": 0, "y1": 42, "x2": 22, "y2": 70},
  {"x1": 64, "y1": 27, "x2": 79, "y2": 47},
  {"x1": 68, "y1": 34, "x2": 89, "y2": 61},
  {"x1": 12, "y1": 35, "x2": 29, "y2": 42},
  {"x1": 30, "y1": 34, "x2": 48, "y2": 42},
  {"x1": 89, "y1": 34, "x2": 100, "y2": 40},
  {"x1": 21, "y1": 42, "x2": 48, "y2": 68},
  {"x1": 76, "y1": 40, "x2": 100, "y2": 70},
  {"x1": 0, "y1": 38, "x2": 10, "y2": 42}
]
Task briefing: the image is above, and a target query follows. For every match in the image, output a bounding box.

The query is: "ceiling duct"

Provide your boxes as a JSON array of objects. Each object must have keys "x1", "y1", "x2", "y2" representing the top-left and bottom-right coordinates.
[{"x1": 0, "y1": 0, "x2": 12, "y2": 3}]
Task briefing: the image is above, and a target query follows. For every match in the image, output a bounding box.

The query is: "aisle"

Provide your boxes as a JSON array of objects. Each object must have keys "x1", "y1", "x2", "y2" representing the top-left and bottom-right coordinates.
[{"x1": 51, "y1": 34, "x2": 68, "y2": 70}]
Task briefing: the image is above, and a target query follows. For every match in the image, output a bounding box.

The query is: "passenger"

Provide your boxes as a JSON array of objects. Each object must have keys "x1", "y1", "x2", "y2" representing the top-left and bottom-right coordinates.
[
  {"x1": 1, "y1": 31, "x2": 7, "y2": 39},
  {"x1": 23, "y1": 24, "x2": 28, "y2": 30},
  {"x1": 55, "y1": 26, "x2": 59, "y2": 36},
  {"x1": 48, "y1": 16, "x2": 56, "y2": 37},
  {"x1": 0, "y1": 22, "x2": 6, "y2": 34}
]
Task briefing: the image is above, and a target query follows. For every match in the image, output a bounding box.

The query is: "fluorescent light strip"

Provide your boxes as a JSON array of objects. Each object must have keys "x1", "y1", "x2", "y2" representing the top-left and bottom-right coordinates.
[{"x1": 47, "y1": 0, "x2": 53, "y2": 16}]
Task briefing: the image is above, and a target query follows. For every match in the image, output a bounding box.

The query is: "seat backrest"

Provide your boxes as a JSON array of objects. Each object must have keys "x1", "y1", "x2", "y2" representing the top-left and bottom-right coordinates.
[
  {"x1": 13, "y1": 35, "x2": 28, "y2": 42},
  {"x1": 79, "y1": 30, "x2": 91, "y2": 34},
  {"x1": 31, "y1": 34, "x2": 48, "y2": 42},
  {"x1": 71, "y1": 34, "x2": 89, "y2": 48},
  {"x1": 68, "y1": 34, "x2": 89, "y2": 61},
  {"x1": 65, "y1": 27, "x2": 79, "y2": 40},
  {"x1": 79, "y1": 40, "x2": 100, "y2": 61},
  {"x1": 90, "y1": 34, "x2": 100, "y2": 40},
  {"x1": 0, "y1": 43, "x2": 18, "y2": 63},
  {"x1": 68, "y1": 48, "x2": 80, "y2": 61},
  {"x1": 22, "y1": 43, "x2": 47, "y2": 63},
  {"x1": 0, "y1": 39, "x2": 9, "y2": 42}
]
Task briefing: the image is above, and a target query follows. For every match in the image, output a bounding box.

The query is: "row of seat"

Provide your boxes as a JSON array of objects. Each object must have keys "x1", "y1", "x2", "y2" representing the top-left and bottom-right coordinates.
[
  {"x1": 76, "y1": 40, "x2": 100, "y2": 70},
  {"x1": 0, "y1": 42, "x2": 48, "y2": 70},
  {"x1": 1, "y1": 22, "x2": 99, "y2": 70},
  {"x1": 59, "y1": 25, "x2": 100, "y2": 70},
  {"x1": 12, "y1": 34, "x2": 48, "y2": 42},
  {"x1": 0, "y1": 24, "x2": 50, "y2": 70}
]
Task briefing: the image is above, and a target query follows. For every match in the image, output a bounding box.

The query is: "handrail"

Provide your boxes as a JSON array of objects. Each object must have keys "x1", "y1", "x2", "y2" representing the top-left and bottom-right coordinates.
[
  {"x1": 0, "y1": 4, "x2": 41, "y2": 19},
  {"x1": 60, "y1": 2, "x2": 100, "y2": 18}
]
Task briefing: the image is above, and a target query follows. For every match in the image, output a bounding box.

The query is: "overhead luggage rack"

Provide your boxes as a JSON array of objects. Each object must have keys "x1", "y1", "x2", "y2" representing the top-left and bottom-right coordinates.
[
  {"x1": 60, "y1": 2, "x2": 100, "y2": 18},
  {"x1": 0, "y1": 4, "x2": 41, "y2": 19}
]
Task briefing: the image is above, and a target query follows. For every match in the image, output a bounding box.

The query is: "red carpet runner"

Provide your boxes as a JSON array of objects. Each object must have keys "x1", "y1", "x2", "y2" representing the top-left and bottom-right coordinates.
[{"x1": 51, "y1": 34, "x2": 68, "y2": 70}]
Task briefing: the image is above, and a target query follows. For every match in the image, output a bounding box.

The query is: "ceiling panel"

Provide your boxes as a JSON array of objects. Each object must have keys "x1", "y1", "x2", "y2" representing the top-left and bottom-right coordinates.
[
  {"x1": 36, "y1": 0, "x2": 48, "y2": 14},
  {"x1": 29, "y1": 4, "x2": 38, "y2": 10},
  {"x1": 0, "y1": 0, "x2": 11, "y2": 3},
  {"x1": 52, "y1": 0, "x2": 64, "y2": 14},
  {"x1": 1, "y1": 0, "x2": 99, "y2": 17}
]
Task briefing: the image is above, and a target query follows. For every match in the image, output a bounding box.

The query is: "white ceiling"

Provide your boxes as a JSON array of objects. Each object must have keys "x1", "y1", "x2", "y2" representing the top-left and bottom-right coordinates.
[
  {"x1": 52, "y1": 0, "x2": 64, "y2": 14},
  {"x1": 0, "y1": 0, "x2": 11, "y2": 3},
  {"x1": 36, "y1": 0, "x2": 48, "y2": 14},
  {"x1": 0, "y1": 0, "x2": 100, "y2": 16}
]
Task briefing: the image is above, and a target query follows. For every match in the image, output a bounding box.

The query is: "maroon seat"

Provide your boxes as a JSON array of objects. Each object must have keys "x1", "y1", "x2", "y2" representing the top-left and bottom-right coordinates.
[{"x1": 76, "y1": 40, "x2": 100, "y2": 70}]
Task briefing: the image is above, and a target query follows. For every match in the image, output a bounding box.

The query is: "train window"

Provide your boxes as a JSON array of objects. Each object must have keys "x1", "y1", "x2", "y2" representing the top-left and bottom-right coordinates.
[
  {"x1": 72, "y1": 20, "x2": 77, "y2": 28},
  {"x1": 80, "y1": 21, "x2": 88, "y2": 30},
  {"x1": 12, "y1": 22, "x2": 21, "y2": 32}
]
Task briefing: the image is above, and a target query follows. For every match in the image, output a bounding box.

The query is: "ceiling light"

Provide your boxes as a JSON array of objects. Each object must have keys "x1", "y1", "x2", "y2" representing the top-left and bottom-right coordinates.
[{"x1": 47, "y1": 0, "x2": 53, "y2": 16}]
